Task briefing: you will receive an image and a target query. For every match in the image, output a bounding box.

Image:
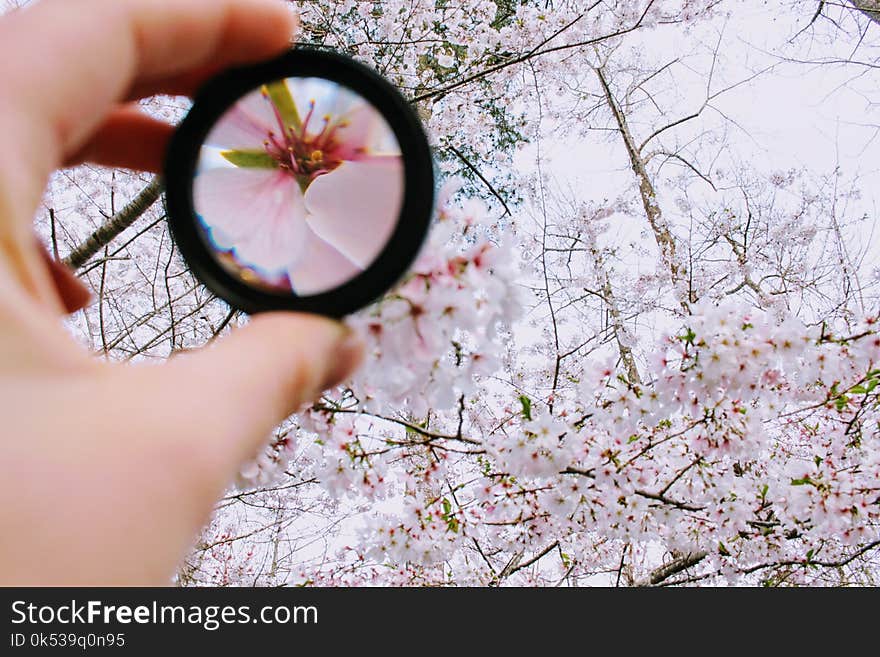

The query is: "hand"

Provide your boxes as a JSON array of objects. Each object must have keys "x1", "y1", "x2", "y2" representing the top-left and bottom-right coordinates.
[{"x1": 0, "y1": 0, "x2": 363, "y2": 585}]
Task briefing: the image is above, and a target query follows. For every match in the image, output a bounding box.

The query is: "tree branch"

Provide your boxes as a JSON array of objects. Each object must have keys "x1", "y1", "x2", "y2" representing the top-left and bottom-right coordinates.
[
  {"x1": 636, "y1": 551, "x2": 709, "y2": 586},
  {"x1": 64, "y1": 176, "x2": 163, "y2": 270}
]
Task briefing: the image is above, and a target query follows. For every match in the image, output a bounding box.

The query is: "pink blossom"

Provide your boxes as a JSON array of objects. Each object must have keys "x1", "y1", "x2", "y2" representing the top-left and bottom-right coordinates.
[{"x1": 195, "y1": 79, "x2": 404, "y2": 294}]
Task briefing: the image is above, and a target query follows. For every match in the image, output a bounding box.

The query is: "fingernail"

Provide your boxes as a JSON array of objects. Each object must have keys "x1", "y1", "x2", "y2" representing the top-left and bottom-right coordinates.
[{"x1": 320, "y1": 326, "x2": 364, "y2": 391}]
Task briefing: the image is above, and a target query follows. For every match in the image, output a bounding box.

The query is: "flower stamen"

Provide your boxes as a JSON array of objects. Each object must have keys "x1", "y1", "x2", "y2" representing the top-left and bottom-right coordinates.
[{"x1": 256, "y1": 89, "x2": 354, "y2": 189}]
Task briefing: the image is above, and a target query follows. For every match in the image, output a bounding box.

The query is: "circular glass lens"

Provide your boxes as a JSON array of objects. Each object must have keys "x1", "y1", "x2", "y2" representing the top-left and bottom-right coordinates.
[{"x1": 193, "y1": 76, "x2": 404, "y2": 295}]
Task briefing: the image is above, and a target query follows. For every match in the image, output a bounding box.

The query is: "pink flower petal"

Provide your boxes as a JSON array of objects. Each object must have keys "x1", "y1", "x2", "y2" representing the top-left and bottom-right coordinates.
[
  {"x1": 303, "y1": 156, "x2": 404, "y2": 269},
  {"x1": 287, "y1": 224, "x2": 363, "y2": 296},
  {"x1": 287, "y1": 78, "x2": 358, "y2": 137},
  {"x1": 194, "y1": 168, "x2": 309, "y2": 273},
  {"x1": 205, "y1": 90, "x2": 277, "y2": 150},
  {"x1": 332, "y1": 103, "x2": 399, "y2": 161}
]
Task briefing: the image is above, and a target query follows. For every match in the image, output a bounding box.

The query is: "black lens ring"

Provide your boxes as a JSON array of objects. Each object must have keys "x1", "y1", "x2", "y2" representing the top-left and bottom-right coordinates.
[{"x1": 164, "y1": 48, "x2": 435, "y2": 318}]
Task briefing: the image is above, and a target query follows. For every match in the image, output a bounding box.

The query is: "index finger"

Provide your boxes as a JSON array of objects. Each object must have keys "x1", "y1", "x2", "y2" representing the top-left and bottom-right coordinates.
[{"x1": 0, "y1": 0, "x2": 295, "y2": 215}]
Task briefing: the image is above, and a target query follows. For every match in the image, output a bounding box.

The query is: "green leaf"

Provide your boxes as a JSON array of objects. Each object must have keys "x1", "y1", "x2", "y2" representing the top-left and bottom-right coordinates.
[
  {"x1": 850, "y1": 385, "x2": 867, "y2": 395},
  {"x1": 221, "y1": 150, "x2": 278, "y2": 169},
  {"x1": 440, "y1": 498, "x2": 459, "y2": 533},
  {"x1": 518, "y1": 394, "x2": 532, "y2": 421},
  {"x1": 264, "y1": 80, "x2": 301, "y2": 131}
]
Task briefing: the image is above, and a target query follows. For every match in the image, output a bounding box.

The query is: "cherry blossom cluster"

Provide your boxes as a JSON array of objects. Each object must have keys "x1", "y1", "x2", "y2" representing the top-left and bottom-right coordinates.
[
  {"x1": 239, "y1": 180, "x2": 523, "y2": 490},
  {"x1": 299, "y1": 301, "x2": 880, "y2": 585}
]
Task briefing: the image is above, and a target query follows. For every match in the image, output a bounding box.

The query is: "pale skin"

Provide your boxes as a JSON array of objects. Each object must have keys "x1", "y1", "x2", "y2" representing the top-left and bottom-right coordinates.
[{"x1": 0, "y1": 0, "x2": 363, "y2": 585}]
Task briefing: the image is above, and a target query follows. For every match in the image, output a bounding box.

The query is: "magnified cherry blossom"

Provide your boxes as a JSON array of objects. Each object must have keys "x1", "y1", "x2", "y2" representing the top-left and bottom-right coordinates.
[{"x1": 194, "y1": 77, "x2": 405, "y2": 295}]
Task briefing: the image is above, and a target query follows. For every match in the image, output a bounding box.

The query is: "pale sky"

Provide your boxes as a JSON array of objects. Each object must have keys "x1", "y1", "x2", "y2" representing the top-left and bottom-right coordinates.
[{"x1": 517, "y1": 1, "x2": 880, "y2": 218}]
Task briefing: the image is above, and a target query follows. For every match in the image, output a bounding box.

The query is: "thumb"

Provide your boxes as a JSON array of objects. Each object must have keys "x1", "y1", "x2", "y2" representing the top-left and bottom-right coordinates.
[{"x1": 149, "y1": 312, "x2": 363, "y2": 467}]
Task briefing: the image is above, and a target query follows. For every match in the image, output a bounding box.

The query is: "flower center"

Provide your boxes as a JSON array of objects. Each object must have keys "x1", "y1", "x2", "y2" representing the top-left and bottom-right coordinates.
[{"x1": 261, "y1": 90, "x2": 346, "y2": 192}]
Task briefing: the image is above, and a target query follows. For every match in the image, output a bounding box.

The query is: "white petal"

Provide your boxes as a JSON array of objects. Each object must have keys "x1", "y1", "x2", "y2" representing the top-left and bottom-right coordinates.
[
  {"x1": 332, "y1": 103, "x2": 400, "y2": 160},
  {"x1": 287, "y1": 78, "x2": 359, "y2": 134},
  {"x1": 194, "y1": 168, "x2": 308, "y2": 273},
  {"x1": 287, "y1": 224, "x2": 363, "y2": 296},
  {"x1": 303, "y1": 157, "x2": 404, "y2": 269},
  {"x1": 205, "y1": 89, "x2": 277, "y2": 150}
]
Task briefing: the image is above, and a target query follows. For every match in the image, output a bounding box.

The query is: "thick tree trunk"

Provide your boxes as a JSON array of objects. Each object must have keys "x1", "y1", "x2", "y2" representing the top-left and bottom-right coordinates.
[
  {"x1": 602, "y1": 268, "x2": 641, "y2": 384},
  {"x1": 595, "y1": 67, "x2": 690, "y2": 313},
  {"x1": 591, "y1": 252, "x2": 641, "y2": 384}
]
